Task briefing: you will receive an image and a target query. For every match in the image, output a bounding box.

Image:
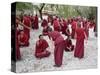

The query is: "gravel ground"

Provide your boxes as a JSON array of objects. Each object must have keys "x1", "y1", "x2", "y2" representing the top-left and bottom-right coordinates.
[{"x1": 16, "y1": 23, "x2": 97, "y2": 73}]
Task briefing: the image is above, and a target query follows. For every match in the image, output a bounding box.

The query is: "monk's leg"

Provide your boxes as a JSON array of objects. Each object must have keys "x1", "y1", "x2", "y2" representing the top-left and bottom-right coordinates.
[
  {"x1": 35, "y1": 51, "x2": 51, "y2": 59},
  {"x1": 54, "y1": 43, "x2": 64, "y2": 67},
  {"x1": 74, "y1": 39, "x2": 84, "y2": 58}
]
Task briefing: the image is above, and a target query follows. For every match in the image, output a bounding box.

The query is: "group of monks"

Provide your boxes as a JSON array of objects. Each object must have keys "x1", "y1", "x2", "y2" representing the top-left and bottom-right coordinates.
[{"x1": 15, "y1": 14, "x2": 96, "y2": 67}]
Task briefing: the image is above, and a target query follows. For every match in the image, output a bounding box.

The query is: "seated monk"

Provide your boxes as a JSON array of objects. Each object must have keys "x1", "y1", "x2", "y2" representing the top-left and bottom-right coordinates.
[
  {"x1": 64, "y1": 36, "x2": 74, "y2": 52},
  {"x1": 35, "y1": 35, "x2": 51, "y2": 59},
  {"x1": 18, "y1": 30, "x2": 29, "y2": 47}
]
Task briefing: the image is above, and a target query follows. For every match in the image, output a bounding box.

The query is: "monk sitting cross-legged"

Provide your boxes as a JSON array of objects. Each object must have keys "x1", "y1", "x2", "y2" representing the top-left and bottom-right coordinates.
[
  {"x1": 64, "y1": 36, "x2": 74, "y2": 52},
  {"x1": 35, "y1": 35, "x2": 51, "y2": 59}
]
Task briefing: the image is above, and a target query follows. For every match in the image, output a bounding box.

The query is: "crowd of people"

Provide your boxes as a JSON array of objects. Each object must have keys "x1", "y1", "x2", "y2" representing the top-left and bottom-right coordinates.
[{"x1": 15, "y1": 13, "x2": 96, "y2": 67}]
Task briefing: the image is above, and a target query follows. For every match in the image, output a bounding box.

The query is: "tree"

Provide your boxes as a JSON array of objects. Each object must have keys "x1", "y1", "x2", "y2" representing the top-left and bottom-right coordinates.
[{"x1": 33, "y1": 3, "x2": 45, "y2": 20}]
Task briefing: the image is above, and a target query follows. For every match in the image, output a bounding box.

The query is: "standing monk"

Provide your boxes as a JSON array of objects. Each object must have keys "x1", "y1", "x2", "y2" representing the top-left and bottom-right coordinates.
[
  {"x1": 16, "y1": 17, "x2": 21, "y2": 60},
  {"x1": 33, "y1": 14, "x2": 39, "y2": 29},
  {"x1": 74, "y1": 22, "x2": 87, "y2": 59},
  {"x1": 53, "y1": 18, "x2": 60, "y2": 32},
  {"x1": 41, "y1": 19, "x2": 48, "y2": 27},
  {"x1": 71, "y1": 19, "x2": 77, "y2": 39},
  {"x1": 23, "y1": 15, "x2": 31, "y2": 40},
  {"x1": 48, "y1": 29, "x2": 65, "y2": 67}
]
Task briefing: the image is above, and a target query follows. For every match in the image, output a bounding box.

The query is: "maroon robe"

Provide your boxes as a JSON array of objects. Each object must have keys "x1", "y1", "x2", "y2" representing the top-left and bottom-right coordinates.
[
  {"x1": 74, "y1": 28, "x2": 85, "y2": 58},
  {"x1": 41, "y1": 19, "x2": 48, "y2": 27},
  {"x1": 49, "y1": 31, "x2": 65, "y2": 67},
  {"x1": 61, "y1": 20, "x2": 68, "y2": 34},
  {"x1": 53, "y1": 19, "x2": 60, "y2": 32},
  {"x1": 42, "y1": 27, "x2": 48, "y2": 36},
  {"x1": 84, "y1": 21, "x2": 89, "y2": 38},
  {"x1": 16, "y1": 19, "x2": 21, "y2": 60},
  {"x1": 23, "y1": 16, "x2": 31, "y2": 39},
  {"x1": 33, "y1": 15, "x2": 39, "y2": 29},
  {"x1": 18, "y1": 32, "x2": 29, "y2": 46},
  {"x1": 71, "y1": 21, "x2": 77, "y2": 38},
  {"x1": 16, "y1": 29, "x2": 21, "y2": 60},
  {"x1": 35, "y1": 39, "x2": 51, "y2": 58},
  {"x1": 64, "y1": 38, "x2": 74, "y2": 52}
]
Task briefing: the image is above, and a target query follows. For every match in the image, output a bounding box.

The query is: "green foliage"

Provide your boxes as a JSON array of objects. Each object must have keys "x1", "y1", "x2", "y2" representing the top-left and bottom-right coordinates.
[{"x1": 16, "y1": 2, "x2": 33, "y2": 11}]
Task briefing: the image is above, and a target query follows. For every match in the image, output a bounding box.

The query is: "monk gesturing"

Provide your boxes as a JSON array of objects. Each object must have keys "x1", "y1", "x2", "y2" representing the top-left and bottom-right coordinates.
[
  {"x1": 74, "y1": 22, "x2": 87, "y2": 59},
  {"x1": 48, "y1": 28, "x2": 65, "y2": 67}
]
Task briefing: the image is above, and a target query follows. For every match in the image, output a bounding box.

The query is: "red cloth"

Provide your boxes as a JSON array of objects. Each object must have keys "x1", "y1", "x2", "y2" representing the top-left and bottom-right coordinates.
[
  {"x1": 41, "y1": 19, "x2": 48, "y2": 27},
  {"x1": 71, "y1": 21, "x2": 77, "y2": 38},
  {"x1": 33, "y1": 16, "x2": 39, "y2": 29},
  {"x1": 16, "y1": 30, "x2": 21, "y2": 60},
  {"x1": 53, "y1": 19, "x2": 60, "y2": 31},
  {"x1": 42, "y1": 28, "x2": 48, "y2": 36},
  {"x1": 35, "y1": 39, "x2": 50, "y2": 58},
  {"x1": 48, "y1": 31, "x2": 61, "y2": 41},
  {"x1": 74, "y1": 28, "x2": 85, "y2": 58},
  {"x1": 23, "y1": 16, "x2": 31, "y2": 39},
  {"x1": 18, "y1": 33, "x2": 29, "y2": 46},
  {"x1": 49, "y1": 31, "x2": 65, "y2": 67},
  {"x1": 61, "y1": 20, "x2": 68, "y2": 34},
  {"x1": 64, "y1": 38, "x2": 74, "y2": 51}
]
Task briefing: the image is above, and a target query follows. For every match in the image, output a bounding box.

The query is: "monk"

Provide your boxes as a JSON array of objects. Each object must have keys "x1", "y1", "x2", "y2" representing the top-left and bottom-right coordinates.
[
  {"x1": 84, "y1": 21, "x2": 89, "y2": 38},
  {"x1": 48, "y1": 29, "x2": 65, "y2": 67},
  {"x1": 53, "y1": 18, "x2": 60, "y2": 32},
  {"x1": 41, "y1": 19, "x2": 48, "y2": 27},
  {"x1": 71, "y1": 19, "x2": 77, "y2": 39},
  {"x1": 74, "y1": 22, "x2": 87, "y2": 59},
  {"x1": 23, "y1": 15, "x2": 31, "y2": 40},
  {"x1": 16, "y1": 17, "x2": 21, "y2": 60},
  {"x1": 64, "y1": 36, "x2": 74, "y2": 52},
  {"x1": 42, "y1": 26, "x2": 51, "y2": 36},
  {"x1": 18, "y1": 30, "x2": 29, "y2": 47},
  {"x1": 61, "y1": 19, "x2": 68, "y2": 34},
  {"x1": 35, "y1": 35, "x2": 51, "y2": 59},
  {"x1": 33, "y1": 14, "x2": 39, "y2": 29}
]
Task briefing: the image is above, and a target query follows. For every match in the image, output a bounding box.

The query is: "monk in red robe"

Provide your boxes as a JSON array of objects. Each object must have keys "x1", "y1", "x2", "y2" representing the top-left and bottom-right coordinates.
[
  {"x1": 41, "y1": 19, "x2": 48, "y2": 27},
  {"x1": 64, "y1": 36, "x2": 74, "y2": 52},
  {"x1": 23, "y1": 15, "x2": 31, "y2": 40},
  {"x1": 48, "y1": 29, "x2": 65, "y2": 67},
  {"x1": 84, "y1": 21, "x2": 89, "y2": 38},
  {"x1": 18, "y1": 30, "x2": 29, "y2": 47},
  {"x1": 71, "y1": 19, "x2": 77, "y2": 39},
  {"x1": 74, "y1": 22, "x2": 87, "y2": 59},
  {"x1": 42, "y1": 26, "x2": 51, "y2": 36},
  {"x1": 16, "y1": 17, "x2": 21, "y2": 60},
  {"x1": 35, "y1": 35, "x2": 51, "y2": 59},
  {"x1": 53, "y1": 18, "x2": 60, "y2": 32},
  {"x1": 61, "y1": 19, "x2": 68, "y2": 34},
  {"x1": 33, "y1": 14, "x2": 39, "y2": 29}
]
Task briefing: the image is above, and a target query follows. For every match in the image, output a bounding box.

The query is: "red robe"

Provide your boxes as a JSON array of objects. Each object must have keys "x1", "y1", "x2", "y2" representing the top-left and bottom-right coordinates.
[
  {"x1": 23, "y1": 16, "x2": 31, "y2": 39},
  {"x1": 61, "y1": 20, "x2": 68, "y2": 34},
  {"x1": 71, "y1": 21, "x2": 77, "y2": 38},
  {"x1": 33, "y1": 16, "x2": 38, "y2": 29},
  {"x1": 35, "y1": 39, "x2": 50, "y2": 58},
  {"x1": 49, "y1": 31, "x2": 65, "y2": 67},
  {"x1": 41, "y1": 19, "x2": 48, "y2": 27},
  {"x1": 53, "y1": 19, "x2": 60, "y2": 32},
  {"x1": 18, "y1": 33, "x2": 29, "y2": 46},
  {"x1": 84, "y1": 21, "x2": 89, "y2": 38},
  {"x1": 16, "y1": 29, "x2": 21, "y2": 60},
  {"x1": 74, "y1": 28, "x2": 85, "y2": 58},
  {"x1": 64, "y1": 38, "x2": 74, "y2": 52},
  {"x1": 42, "y1": 27, "x2": 48, "y2": 36}
]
